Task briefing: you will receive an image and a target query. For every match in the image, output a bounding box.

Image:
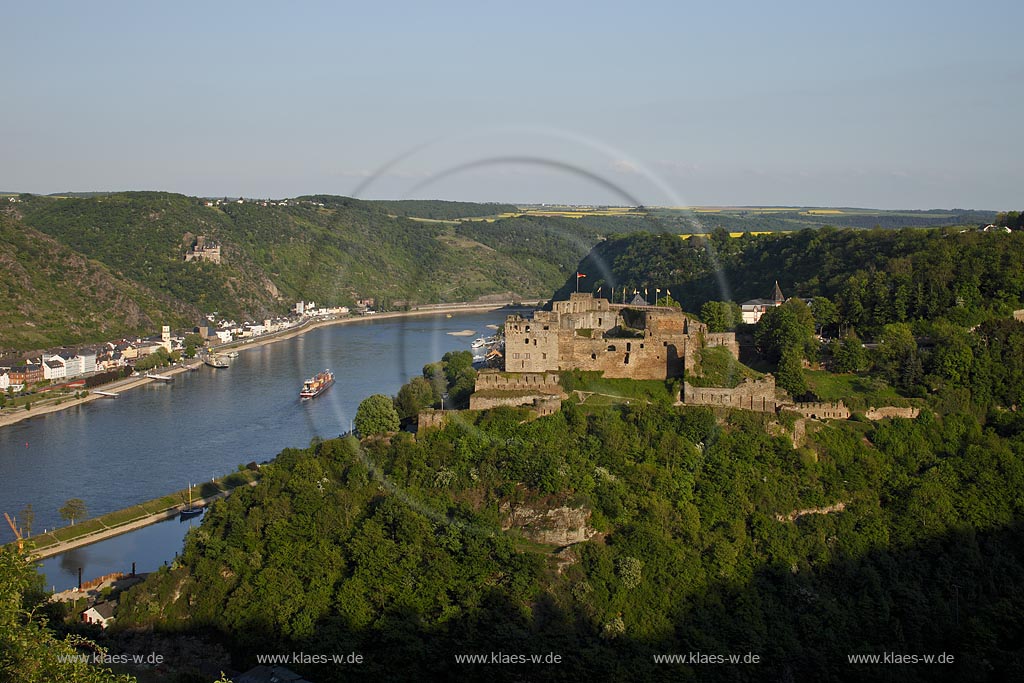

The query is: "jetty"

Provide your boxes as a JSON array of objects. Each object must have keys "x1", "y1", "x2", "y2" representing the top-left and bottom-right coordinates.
[
  {"x1": 20, "y1": 470, "x2": 261, "y2": 560},
  {"x1": 144, "y1": 373, "x2": 174, "y2": 382},
  {"x1": 91, "y1": 390, "x2": 120, "y2": 398}
]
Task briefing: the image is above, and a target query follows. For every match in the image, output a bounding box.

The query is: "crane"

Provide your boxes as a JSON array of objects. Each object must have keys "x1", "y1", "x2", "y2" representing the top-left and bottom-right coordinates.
[{"x1": 4, "y1": 512, "x2": 24, "y2": 553}]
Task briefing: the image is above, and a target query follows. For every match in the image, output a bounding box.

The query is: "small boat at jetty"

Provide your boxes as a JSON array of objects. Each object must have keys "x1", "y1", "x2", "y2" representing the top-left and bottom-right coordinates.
[{"x1": 180, "y1": 482, "x2": 204, "y2": 519}]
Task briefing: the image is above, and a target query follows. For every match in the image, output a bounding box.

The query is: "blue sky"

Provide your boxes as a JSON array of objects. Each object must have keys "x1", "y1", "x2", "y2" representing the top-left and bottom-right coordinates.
[{"x1": 2, "y1": 1, "x2": 1021, "y2": 208}]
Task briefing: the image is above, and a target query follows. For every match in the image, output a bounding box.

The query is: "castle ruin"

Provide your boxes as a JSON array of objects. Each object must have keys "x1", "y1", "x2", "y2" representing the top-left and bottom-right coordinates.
[
  {"x1": 503, "y1": 292, "x2": 737, "y2": 380},
  {"x1": 184, "y1": 236, "x2": 222, "y2": 264}
]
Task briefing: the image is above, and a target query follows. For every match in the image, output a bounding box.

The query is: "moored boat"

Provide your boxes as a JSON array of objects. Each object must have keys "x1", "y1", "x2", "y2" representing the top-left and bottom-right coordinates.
[
  {"x1": 179, "y1": 482, "x2": 204, "y2": 519},
  {"x1": 300, "y1": 369, "x2": 335, "y2": 399}
]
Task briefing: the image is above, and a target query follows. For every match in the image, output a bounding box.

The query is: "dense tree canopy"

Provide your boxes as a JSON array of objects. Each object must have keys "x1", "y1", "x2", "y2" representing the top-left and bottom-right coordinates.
[
  {"x1": 114, "y1": 393, "x2": 1024, "y2": 681},
  {"x1": 354, "y1": 394, "x2": 400, "y2": 436}
]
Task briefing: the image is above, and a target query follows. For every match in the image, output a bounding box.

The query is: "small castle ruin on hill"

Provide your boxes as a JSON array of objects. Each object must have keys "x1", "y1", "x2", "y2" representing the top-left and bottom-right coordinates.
[{"x1": 184, "y1": 236, "x2": 222, "y2": 264}]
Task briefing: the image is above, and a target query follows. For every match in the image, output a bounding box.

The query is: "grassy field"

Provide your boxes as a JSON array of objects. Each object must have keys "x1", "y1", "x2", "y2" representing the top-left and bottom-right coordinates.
[
  {"x1": 803, "y1": 369, "x2": 920, "y2": 411},
  {"x1": 688, "y1": 346, "x2": 763, "y2": 388},
  {"x1": 559, "y1": 370, "x2": 677, "y2": 404}
]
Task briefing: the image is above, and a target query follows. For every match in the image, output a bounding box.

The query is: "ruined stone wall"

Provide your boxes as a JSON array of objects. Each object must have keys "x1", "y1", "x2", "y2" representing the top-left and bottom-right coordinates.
[
  {"x1": 865, "y1": 406, "x2": 920, "y2": 420},
  {"x1": 416, "y1": 409, "x2": 449, "y2": 432},
  {"x1": 468, "y1": 393, "x2": 563, "y2": 413},
  {"x1": 786, "y1": 401, "x2": 851, "y2": 420},
  {"x1": 705, "y1": 332, "x2": 740, "y2": 358},
  {"x1": 682, "y1": 376, "x2": 777, "y2": 412},
  {"x1": 474, "y1": 370, "x2": 564, "y2": 395}
]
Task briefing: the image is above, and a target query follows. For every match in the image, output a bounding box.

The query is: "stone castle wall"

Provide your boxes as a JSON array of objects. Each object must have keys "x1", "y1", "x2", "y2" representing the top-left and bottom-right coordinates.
[
  {"x1": 706, "y1": 332, "x2": 740, "y2": 357},
  {"x1": 785, "y1": 401, "x2": 851, "y2": 420},
  {"x1": 468, "y1": 393, "x2": 563, "y2": 414},
  {"x1": 865, "y1": 406, "x2": 920, "y2": 420},
  {"x1": 417, "y1": 409, "x2": 449, "y2": 432},
  {"x1": 474, "y1": 370, "x2": 564, "y2": 394},
  {"x1": 682, "y1": 376, "x2": 777, "y2": 412}
]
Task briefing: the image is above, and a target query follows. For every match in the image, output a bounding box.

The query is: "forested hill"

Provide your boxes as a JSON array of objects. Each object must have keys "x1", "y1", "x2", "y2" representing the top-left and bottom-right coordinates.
[
  {"x1": 563, "y1": 227, "x2": 1024, "y2": 334},
  {"x1": 0, "y1": 212, "x2": 196, "y2": 350},
  {"x1": 114, "y1": 401, "x2": 1024, "y2": 681},
  {"x1": 0, "y1": 193, "x2": 639, "y2": 351},
  {"x1": 365, "y1": 199, "x2": 518, "y2": 219}
]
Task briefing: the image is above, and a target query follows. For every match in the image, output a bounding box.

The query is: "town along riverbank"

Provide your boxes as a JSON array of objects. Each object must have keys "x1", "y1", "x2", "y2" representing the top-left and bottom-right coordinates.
[{"x1": 0, "y1": 300, "x2": 535, "y2": 430}]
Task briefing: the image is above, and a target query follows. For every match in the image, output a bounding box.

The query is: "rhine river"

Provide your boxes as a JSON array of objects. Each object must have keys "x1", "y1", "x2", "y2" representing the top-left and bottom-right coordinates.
[{"x1": 0, "y1": 311, "x2": 507, "y2": 589}]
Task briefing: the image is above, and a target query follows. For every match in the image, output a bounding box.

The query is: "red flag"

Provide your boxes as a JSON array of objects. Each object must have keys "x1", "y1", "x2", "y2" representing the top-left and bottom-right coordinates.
[{"x1": 576, "y1": 272, "x2": 586, "y2": 279}]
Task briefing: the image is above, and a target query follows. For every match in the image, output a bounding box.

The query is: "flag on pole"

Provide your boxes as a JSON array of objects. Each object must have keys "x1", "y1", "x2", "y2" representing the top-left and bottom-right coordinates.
[
  {"x1": 666, "y1": 288, "x2": 672, "y2": 297},
  {"x1": 575, "y1": 271, "x2": 586, "y2": 293}
]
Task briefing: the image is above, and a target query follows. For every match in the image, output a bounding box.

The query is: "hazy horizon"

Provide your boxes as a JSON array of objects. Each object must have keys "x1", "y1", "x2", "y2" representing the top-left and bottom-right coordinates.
[
  {"x1": 3, "y1": 1, "x2": 1021, "y2": 209},
  {"x1": 0, "y1": 189, "x2": 1003, "y2": 213}
]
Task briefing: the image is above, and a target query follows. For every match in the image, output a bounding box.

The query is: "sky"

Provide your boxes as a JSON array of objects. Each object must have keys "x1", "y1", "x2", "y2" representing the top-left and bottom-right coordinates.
[{"x1": 2, "y1": 0, "x2": 1021, "y2": 209}]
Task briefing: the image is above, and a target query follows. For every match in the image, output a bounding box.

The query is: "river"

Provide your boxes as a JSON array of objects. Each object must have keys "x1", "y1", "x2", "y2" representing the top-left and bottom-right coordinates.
[{"x1": 0, "y1": 311, "x2": 506, "y2": 586}]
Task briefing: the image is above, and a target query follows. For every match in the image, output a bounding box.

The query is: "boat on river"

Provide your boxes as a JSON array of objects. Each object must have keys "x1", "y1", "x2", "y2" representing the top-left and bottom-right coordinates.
[
  {"x1": 300, "y1": 369, "x2": 335, "y2": 399},
  {"x1": 204, "y1": 354, "x2": 229, "y2": 368}
]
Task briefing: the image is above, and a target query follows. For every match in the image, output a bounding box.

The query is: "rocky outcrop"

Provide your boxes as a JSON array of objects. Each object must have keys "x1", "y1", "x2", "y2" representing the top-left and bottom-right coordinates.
[
  {"x1": 776, "y1": 501, "x2": 846, "y2": 523},
  {"x1": 499, "y1": 502, "x2": 597, "y2": 546}
]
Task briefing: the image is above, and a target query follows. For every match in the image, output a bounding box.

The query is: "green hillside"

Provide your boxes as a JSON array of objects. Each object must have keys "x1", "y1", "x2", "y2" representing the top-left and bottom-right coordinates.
[
  {"x1": 0, "y1": 211, "x2": 195, "y2": 351},
  {"x1": 1, "y1": 193, "x2": 655, "y2": 351}
]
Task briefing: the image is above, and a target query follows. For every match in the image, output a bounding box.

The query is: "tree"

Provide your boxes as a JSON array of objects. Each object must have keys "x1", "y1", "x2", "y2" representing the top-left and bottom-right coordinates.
[
  {"x1": 18, "y1": 504, "x2": 34, "y2": 537},
  {"x1": 776, "y1": 348, "x2": 809, "y2": 398},
  {"x1": 831, "y1": 330, "x2": 868, "y2": 373},
  {"x1": 441, "y1": 350, "x2": 473, "y2": 386},
  {"x1": 655, "y1": 294, "x2": 682, "y2": 310},
  {"x1": 875, "y1": 323, "x2": 921, "y2": 390},
  {"x1": 755, "y1": 299, "x2": 817, "y2": 362},
  {"x1": 701, "y1": 301, "x2": 742, "y2": 332},
  {"x1": 59, "y1": 498, "x2": 87, "y2": 526},
  {"x1": 810, "y1": 296, "x2": 839, "y2": 337},
  {"x1": 422, "y1": 362, "x2": 447, "y2": 400},
  {"x1": 0, "y1": 546, "x2": 136, "y2": 683},
  {"x1": 355, "y1": 394, "x2": 400, "y2": 436},
  {"x1": 394, "y1": 376, "x2": 437, "y2": 419}
]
